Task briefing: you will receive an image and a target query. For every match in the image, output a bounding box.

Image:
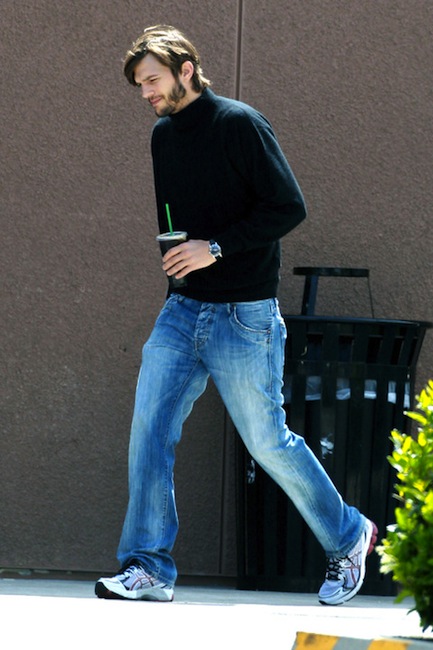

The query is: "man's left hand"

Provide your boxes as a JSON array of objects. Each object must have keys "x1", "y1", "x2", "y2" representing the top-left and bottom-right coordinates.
[{"x1": 162, "y1": 240, "x2": 216, "y2": 280}]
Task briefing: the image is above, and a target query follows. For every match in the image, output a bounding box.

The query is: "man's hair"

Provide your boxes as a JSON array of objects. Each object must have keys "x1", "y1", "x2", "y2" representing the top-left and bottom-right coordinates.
[{"x1": 123, "y1": 25, "x2": 211, "y2": 92}]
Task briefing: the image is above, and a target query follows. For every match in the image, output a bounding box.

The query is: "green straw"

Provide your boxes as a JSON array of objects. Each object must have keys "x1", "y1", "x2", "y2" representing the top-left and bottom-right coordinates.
[{"x1": 165, "y1": 203, "x2": 173, "y2": 234}]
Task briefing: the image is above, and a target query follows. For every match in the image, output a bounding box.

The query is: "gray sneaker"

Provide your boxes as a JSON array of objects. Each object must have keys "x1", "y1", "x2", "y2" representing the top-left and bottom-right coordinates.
[
  {"x1": 95, "y1": 563, "x2": 174, "y2": 601},
  {"x1": 318, "y1": 519, "x2": 378, "y2": 605}
]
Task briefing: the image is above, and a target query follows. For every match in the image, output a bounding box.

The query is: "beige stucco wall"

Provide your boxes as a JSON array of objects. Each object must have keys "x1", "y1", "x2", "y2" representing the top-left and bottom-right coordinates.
[{"x1": 1, "y1": 0, "x2": 432, "y2": 577}]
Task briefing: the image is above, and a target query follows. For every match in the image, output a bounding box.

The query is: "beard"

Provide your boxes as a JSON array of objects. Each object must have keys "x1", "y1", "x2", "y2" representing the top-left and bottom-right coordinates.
[{"x1": 157, "y1": 79, "x2": 187, "y2": 117}]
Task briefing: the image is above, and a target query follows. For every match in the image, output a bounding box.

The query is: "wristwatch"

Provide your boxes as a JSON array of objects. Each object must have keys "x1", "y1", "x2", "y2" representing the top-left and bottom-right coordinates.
[{"x1": 209, "y1": 240, "x2": 222, "y2": 259}]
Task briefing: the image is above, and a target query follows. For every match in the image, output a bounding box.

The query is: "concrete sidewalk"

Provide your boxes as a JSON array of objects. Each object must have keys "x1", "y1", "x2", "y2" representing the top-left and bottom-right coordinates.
[{"x1": 1, "y1": 576, "x2": 432, "y2": 649}]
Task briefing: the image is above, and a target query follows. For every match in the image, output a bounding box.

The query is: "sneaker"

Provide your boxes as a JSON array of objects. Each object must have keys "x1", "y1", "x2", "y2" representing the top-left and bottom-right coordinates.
[
  {"x1": 318, "y1": 519, "x2": 378, "y2": 605},
  {"x1": 95, "y1": 563, "x2": 174, "y2": 601}
]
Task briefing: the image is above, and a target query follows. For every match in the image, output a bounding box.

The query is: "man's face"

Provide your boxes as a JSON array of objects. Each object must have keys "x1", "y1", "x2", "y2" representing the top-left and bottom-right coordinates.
[{"x1": 134, "y1": 53, "x2": 188, "y2": 117}]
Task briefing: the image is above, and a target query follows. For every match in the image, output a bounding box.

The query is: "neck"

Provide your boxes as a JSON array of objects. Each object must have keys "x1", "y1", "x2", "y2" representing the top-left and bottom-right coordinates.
[{"x1": 174, "y1": 88, "x2": 202, "y2": 113}]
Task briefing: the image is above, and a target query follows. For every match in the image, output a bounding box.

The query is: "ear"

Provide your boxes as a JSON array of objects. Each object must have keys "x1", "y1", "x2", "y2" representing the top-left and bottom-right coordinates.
[{"x1": 180, "y1": 60, "x2": 194, "y2": 82}]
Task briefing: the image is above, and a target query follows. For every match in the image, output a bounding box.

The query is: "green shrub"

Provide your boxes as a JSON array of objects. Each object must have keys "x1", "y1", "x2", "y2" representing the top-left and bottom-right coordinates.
[{"x1": 377, "y1": 379, "x2": 433, "y2": 631}]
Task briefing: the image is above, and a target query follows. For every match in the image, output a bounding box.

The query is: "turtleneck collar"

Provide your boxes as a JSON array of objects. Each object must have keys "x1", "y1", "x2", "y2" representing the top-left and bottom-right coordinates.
[{"x1": 167, "y1": 87, "x2": 215, "y2": 131}]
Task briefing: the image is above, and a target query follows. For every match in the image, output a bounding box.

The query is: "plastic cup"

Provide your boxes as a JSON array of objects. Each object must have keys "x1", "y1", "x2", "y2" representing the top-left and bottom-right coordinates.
[{"x1": 156, "y1": 231, "x2": 188, "y2": 289}]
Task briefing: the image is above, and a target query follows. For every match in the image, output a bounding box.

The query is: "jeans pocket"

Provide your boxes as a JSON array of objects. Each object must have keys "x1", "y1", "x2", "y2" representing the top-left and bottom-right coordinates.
[{"x1": 230, "y1": 300, "x2": 274, "y2": 344}]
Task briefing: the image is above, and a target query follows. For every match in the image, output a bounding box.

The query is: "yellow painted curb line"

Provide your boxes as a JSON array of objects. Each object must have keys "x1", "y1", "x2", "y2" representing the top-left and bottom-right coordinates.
[
  {"x1": 293, "y1": 632, "x2": 339, "y2": 649},
  {"x1": 292, "y1": 631, "x2": 426, "y2": 649}
]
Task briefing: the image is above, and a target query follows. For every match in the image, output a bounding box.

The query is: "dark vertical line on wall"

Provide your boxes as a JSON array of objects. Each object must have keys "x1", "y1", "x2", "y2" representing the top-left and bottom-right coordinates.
[{"x1": 234, "y1": 0, "x2": 244, "y2": 100}]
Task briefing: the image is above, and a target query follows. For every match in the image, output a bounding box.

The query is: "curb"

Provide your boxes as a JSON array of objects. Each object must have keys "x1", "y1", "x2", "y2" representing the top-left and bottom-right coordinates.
[{"x1": 291, "y1": 632, "x2": 433, "y2": 649}]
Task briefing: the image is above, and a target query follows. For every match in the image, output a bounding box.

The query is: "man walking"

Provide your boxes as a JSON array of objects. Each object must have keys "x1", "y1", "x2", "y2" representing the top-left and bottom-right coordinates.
[{"x1": 95, "y1": 25, "x2": 377, "y2": 605}]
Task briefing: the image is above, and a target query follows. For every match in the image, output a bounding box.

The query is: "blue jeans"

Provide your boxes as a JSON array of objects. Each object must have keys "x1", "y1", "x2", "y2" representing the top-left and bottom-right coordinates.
[{"x1": 117, "y1": 295, "x2": 365, "y2": 585}]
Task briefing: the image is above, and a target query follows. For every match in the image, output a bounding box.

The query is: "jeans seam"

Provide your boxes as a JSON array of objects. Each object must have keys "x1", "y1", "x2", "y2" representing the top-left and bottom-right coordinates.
[{"x1": 158, "y1": 357, "x2": 205, "y2": 556}]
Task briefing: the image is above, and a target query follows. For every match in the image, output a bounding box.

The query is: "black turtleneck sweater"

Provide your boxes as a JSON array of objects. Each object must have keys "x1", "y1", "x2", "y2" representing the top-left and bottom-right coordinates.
[{"x1": 151, "y1": 88, "x2": 306, "y2": 302}]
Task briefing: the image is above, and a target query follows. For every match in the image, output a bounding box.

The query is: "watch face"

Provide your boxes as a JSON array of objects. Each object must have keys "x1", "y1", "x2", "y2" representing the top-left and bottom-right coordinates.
[{"x1": 210, "y1": 242, "x2": 222, "y2": 257}]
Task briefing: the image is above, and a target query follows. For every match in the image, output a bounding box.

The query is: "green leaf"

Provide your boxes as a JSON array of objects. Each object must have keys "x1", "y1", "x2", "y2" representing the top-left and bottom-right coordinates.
[{"x1": 379, "y1": 380, "x2": 433, "y2": 631}]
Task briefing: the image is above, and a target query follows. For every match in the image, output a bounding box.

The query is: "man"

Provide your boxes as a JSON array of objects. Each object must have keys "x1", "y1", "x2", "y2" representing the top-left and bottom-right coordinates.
[{"x1": 95, "y1": 25, "x2": 377, "y2": 605}]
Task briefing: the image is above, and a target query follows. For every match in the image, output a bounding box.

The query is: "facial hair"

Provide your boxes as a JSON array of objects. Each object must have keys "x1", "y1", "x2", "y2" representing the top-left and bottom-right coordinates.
[{"x1": 157, "y1": 79, "x2": 187, "y2": 117}]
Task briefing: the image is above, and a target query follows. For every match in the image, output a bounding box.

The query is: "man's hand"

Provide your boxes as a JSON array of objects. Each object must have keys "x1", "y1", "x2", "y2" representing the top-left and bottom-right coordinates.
[{"x1": 162, "y1": 240, "x2": 216, "y2": 280}]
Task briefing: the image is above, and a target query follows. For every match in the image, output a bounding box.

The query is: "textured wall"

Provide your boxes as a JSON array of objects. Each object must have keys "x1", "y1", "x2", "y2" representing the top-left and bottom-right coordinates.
[
  {"x1": 1, "y1": 0, "x2": 432, "y2": 577},
  {"x1": 0, "y1": 0, "x2": 238, "y2": 575}
]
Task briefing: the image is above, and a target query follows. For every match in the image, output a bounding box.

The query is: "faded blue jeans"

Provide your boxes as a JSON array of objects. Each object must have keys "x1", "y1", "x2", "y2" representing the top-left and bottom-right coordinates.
[{"x1": 117, "y1": 294, "x2": 365, "y2": 585}]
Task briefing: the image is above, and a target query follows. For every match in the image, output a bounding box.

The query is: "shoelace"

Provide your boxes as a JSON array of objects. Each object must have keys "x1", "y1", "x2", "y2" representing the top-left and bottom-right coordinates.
[
  {"x1": 123, "y1": 565, "x2": 140, "y2": 578},
  {"x1": 127, "y1": 564, "x2": 159, "y2": 586},
  {"x1": 121, "y1": 565, "x2": 148, "y2": 582},
  {"x1": 325, "y1": 556, "x2": 347, "y2": 581}
]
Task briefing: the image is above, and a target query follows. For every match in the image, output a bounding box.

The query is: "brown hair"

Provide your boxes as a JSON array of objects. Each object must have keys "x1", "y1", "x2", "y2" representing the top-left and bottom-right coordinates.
[{"x1": 124, "y1": 25, "x2": 211, "y2": 92}]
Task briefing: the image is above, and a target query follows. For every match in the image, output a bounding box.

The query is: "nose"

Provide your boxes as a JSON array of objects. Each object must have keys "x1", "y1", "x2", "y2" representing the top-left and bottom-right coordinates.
[{"x1": 141, "y1": 85, "x2": 151, "y2": 99}]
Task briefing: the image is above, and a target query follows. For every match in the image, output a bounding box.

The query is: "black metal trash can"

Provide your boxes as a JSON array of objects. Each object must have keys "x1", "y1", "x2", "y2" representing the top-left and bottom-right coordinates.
[{"x1": 236, "y1": 268, "x2": 431, "y2": 596}]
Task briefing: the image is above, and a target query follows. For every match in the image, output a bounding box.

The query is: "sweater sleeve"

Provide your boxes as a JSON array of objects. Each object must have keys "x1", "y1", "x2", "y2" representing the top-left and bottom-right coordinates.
[{"x1": 215, "y1": 108, "x2": 306, "y2": 257}]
